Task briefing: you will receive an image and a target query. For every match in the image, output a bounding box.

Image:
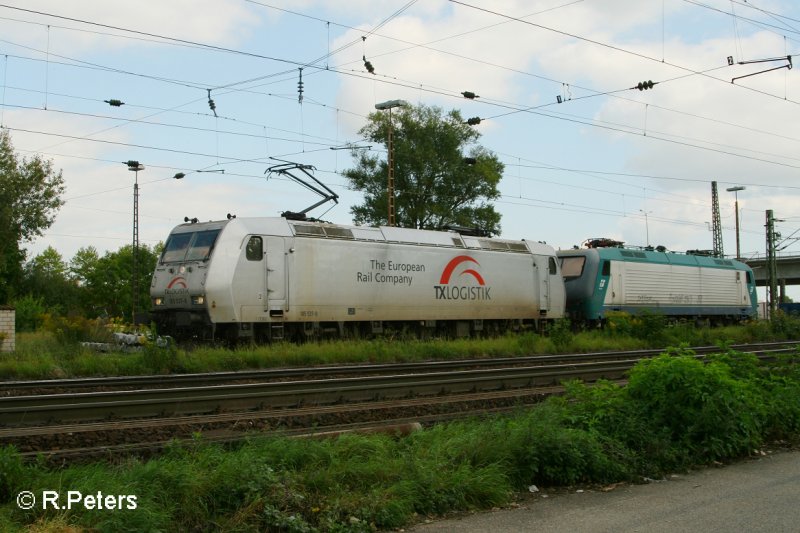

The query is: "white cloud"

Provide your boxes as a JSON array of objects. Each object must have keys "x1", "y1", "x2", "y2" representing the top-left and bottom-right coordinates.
[{"x1": 1, "y1": 0, "x2": 263, "y2": 51}]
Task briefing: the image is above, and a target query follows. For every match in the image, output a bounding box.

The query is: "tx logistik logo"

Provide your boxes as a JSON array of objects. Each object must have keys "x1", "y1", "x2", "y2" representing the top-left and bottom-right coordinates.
[
  {"x1": 434, "y1": 255, "x2": 491, "y2": 301},
  {"x1": 167, "y1": 276, "x2": 188, "y2": 290}
]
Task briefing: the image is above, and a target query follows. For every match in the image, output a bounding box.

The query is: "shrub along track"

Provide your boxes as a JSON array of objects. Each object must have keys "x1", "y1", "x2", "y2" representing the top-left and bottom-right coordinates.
[{"x1": 0, "y1": 342, "x2": 796, "y2": 461}]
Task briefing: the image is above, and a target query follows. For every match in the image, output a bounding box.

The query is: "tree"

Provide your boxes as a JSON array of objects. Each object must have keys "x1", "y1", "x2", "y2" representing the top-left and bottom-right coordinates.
[
  {"x1": 69, "y1": 246, "x2": 101, "y2": 316},
  {"x1": 21, "y1": 246, "x2": 80, "y2": 316},
  {"x1": 70, "y1": 246, "x2": 100, "y2": 287},
  {"x1": 0, "y1": 130, "x2": 65, "y2": 303},
  {"x1": 344, "y1": 104, "x2": 503, "y2": 235},
  {"x1": 76, "y1": 244, "x2": 160, "y2": 319}
]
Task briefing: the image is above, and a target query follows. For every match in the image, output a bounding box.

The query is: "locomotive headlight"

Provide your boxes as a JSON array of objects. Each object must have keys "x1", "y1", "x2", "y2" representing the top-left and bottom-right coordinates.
[
  {"x1": 192, "y1": 295, "x2": 205, "y2": 305},
  {"x1": 153, "y1": 297, "x2": 164, "y2": 306}
]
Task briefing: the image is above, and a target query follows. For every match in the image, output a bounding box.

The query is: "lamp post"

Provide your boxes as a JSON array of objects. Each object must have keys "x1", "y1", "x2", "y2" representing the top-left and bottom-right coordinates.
[
  {"x1": 126, "y1": 160, "x2": 145, "y2": 325},
  {"x1": 374, "y1": 99, "x2": 408, "y2": 227},
  {"x1": 726, "y1": 186, "x2": 745, "y2": 260},
  {"x1": 125, "y1": 163, "x2": 185, "y2": 325},
  {"x1": 639, "y1": 209, "x2": 652, "y2": 247}
]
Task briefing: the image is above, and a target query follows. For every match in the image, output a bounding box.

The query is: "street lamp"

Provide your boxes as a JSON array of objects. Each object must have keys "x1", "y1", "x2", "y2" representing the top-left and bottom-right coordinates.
[
  {"x1": 639, "y1": 209, "x2": 653, "y2": 247},
  {"x1": 726, "y1": 186, "x2": 746, "y2": 260},
  {"x1": 126, "y1": 160, "x2": 145, "y2": 325},
  {"x1": 374, "y1": 99, "x2": 409, "y2": 227}
]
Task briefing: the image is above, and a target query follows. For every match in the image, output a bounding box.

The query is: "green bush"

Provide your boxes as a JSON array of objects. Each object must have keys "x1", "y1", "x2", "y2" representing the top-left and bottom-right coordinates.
[
  {"x1": 41, "y1": 314, "x2": 114, "y2": 345},
  {"x1": 11, "y1": 295, "x2": 45, "y2": 332},
  {"x1": 604, "y1": 311, "x2": 667, "y2": 342},
  {"x1": 625, "y1": 353, "x2": 765, "y2": 460},
  {"x1": 767, "y1": 311, "x2": 800, "y2": 338},
  {"x1": 141, "y1": 336, "x2": 179, "y2": 373},
  {"x1": 547, "y1": 318, "x2": 573, "y2": 351}
]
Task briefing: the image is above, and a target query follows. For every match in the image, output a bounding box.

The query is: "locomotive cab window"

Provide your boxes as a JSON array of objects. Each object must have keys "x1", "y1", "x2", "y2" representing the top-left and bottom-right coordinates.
[
  {"x1": 601, "y1": 260, "x2": 610, "y2": 276},
  {"x1": 185, "y1": 230, "x2": 220, "y2": 261},
  {"x1": 549, "y1": 257, "x2": 558, "y2": 275},
  {"x1": 161, "y1": 229, "x2": 220, "y2": 263},
  {"x1": 246, "y1": 236, "x2": 263, "y2": 261},
  {"x1": 560, "y1": 256, "x2": 586, "y2": 280},
  {"x1": 161, "y1": 233, "x2": 192, "y2": 263}
]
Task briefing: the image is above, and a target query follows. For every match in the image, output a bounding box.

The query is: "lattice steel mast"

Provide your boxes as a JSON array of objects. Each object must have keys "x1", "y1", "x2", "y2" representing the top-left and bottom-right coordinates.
[{"x1": 711, "y1": 181, "x2": 724, "y2": 258}]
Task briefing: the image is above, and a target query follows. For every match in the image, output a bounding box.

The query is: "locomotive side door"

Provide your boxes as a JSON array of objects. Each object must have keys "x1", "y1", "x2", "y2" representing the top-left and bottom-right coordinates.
[
  {"x1": 265, "y1": 236, "x2": 287, "y2": 312},
  {"x1": 537, "y1": 257, "x2": 552, "y2": 314}
]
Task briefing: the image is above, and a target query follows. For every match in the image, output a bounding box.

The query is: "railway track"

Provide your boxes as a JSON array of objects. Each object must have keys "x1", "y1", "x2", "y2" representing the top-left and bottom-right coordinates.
[
  {"x1": 3, "y1": 341, "x2": 796, "y2": 394},
  {"x1": 1, "y1": 342, "x2": 797, "y2": 460},
  {"x1": 0, "y1": 359, "x2": 633, "y2": 425}
]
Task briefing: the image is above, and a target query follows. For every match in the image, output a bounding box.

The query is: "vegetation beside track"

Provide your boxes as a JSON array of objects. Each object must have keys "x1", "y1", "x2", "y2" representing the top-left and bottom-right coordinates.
[
  {"x1": 2, "y1": 312, "x2": 800, "y2": 379},
  {"x1": 1, "y1": 345, "x2": 799, "y2": 532}
]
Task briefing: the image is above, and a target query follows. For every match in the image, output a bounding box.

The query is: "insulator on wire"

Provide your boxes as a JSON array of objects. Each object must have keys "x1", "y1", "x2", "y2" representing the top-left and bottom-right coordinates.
[
  {"x1": 298, "y1": 68, "x2": 304, "y2": 104},
  {"x1": 104, "y1": 99, "x2": 124, "y2": 107},
  {"x1": 363, "y1": 55, "x2": 375, "y2": 74},
  {"x1": 207, "y1": 89, "x2": 217, "y2": 116},
  {"x1": 635, "y1": 80, "x2": 656, "y2": 91},
  {"x1": 461, "y1": 91, "x2": 478, "y2": 99},
  {"x1": 466, "y1": 117, "x2": 481, "y2": 126}
]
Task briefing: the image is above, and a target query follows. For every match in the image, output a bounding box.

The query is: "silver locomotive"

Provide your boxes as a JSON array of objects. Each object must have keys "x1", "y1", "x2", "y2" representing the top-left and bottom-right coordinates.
[{"x1": 150, "y1": 216, "x2": 566, "y2": 342}]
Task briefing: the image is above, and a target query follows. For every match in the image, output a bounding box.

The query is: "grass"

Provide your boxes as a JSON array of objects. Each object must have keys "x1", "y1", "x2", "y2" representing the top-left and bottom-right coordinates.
[
  {"x1": 0, "y1": 330, "x2": 598, "y2": 379},
  {"x1": 1, "y1": 347, "x2": 798, "y2": 532},
  {"x1": 2, "y1": 314, "x2": 800, "y2": 379}
]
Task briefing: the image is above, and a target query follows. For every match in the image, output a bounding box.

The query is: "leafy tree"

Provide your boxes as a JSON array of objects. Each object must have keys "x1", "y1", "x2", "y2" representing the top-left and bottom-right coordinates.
[
  {"x1": 21, "y1": 246, "x2": 80, "y2": 315},
  {"x1": 26, "y1": 246, "x2": 68, "y2": 279},
  {"x1": 11, "y1": 294, "x2": 46, "y2": 332},
  {"x1": 0, "y1": 130, "x2": 65, "y2": 303},
  {"x1": 15, "y1": 243, "x2": 162, "y2": 326},
  {"x1": 344, "y1": 103, "x2": 503, "y2": 235},
  {"x1": 77, "y1": 244, "x2": 160, "y2": 319},
  {"x1": 70, "y1": 246, "x2": 100, "y2": 285}
]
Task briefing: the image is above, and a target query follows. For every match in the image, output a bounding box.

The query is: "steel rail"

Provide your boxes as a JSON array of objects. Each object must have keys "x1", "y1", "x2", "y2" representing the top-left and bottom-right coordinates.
[
  {"x1": 2, "y1": 344, "x2": 796, "y2": 427},
  {"x1": 0, "y1": 386, "x2": 558, "y2": 439},
  {"x1": 2, "y1": 341, "x2": 796, "y2": 392},
  {"x1": 14, "y1": 410, "x2": 518, "y2": 461},
  {"x1": 0, "y1": 359, "x2": 635, "y2": 425}
]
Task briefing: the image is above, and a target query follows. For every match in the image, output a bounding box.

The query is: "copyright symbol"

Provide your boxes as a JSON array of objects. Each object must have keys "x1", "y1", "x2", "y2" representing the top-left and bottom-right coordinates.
[{"x1": 16, "y1": 491, "x2": 35, "y2": 510}]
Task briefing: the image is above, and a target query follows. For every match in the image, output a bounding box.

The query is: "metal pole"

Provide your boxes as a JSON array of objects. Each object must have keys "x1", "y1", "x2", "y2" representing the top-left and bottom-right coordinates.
[
  {"x1": 132, "y1": 169, "x2": 139, "y2": 325},
  {"x1": 711, "y1": 181, "x2": 723, "y2": 258},
  {"x1": 734, "y1": 196, "x2": 740, "y2": 260},
  {"x1": 127, "y1": 161, "x2": 144, "y2": 325},
  {"x1": 727, "y1": 186, "x2": 745, "y2": 260},
  {"x1": 387, "y1": 107, "x2": 395, "y2": 227},
  {"x1": 766, "y1": 209, "x2": 777, "y2": 319},
  {"x1": 374, "y1": 100, "x2": 408, "y2": 227}
]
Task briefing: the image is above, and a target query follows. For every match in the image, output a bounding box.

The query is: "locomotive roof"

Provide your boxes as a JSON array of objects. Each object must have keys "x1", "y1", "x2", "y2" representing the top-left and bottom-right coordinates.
[
  {"x1": 168, "y1": 216, "x2": 554, "y2": 255},
  {"x1": 558, "y1": 246, "x2": 750, "y2": 270}
]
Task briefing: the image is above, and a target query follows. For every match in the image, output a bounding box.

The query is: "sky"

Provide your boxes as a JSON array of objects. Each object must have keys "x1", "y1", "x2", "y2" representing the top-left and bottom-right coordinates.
[{"x1": 2, "y1": 0, "x2": 800, "y2": 299}]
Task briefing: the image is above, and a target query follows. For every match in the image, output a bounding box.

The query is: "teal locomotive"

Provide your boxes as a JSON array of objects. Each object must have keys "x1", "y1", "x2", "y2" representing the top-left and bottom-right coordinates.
[{"x1": 557, "y1": 238, "x2": 757, "y2": 325}]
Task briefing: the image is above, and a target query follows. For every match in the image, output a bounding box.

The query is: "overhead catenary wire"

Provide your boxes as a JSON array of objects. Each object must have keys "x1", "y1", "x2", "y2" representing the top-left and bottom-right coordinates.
[
  {"x1": 682, "y1": 0, "x2": 800, "y2": 40},
  {"x1": 6, "y1": 39, "x2": 799, "y2": 173},
  {"x1": 3, "y1": 3, "x2": 796, "y2": 249},
  {"x1": 1, "y1": 4, "x2": 797, "y2": 166},
  {"x1": 449, "y1": 0, "x2": 800, "y2": 107}
]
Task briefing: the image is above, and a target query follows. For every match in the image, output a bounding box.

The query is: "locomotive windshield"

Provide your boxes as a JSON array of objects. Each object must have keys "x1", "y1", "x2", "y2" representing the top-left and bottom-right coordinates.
[
  {"x1": 560, "y1": 256, "x2": 586, "y2": 280},
  {"x1": 161, "y1": 229, "x2": 220, "y2": 263}
]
